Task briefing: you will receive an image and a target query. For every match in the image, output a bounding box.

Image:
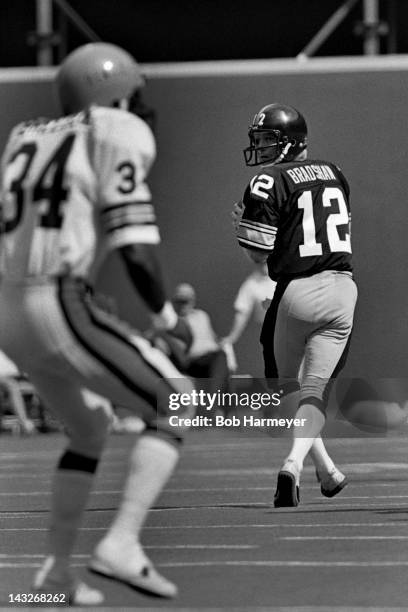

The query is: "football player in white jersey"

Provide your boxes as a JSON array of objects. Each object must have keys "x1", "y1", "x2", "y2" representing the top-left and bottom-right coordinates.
[{"x1": 0, "y1": 43, "x2": 194, "y2": 604}]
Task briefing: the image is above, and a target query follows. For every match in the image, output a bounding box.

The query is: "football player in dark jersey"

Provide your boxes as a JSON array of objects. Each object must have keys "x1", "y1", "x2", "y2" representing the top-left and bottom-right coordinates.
[{"x1": 235, "y1": 103, "x2": 358, "y2": 507}]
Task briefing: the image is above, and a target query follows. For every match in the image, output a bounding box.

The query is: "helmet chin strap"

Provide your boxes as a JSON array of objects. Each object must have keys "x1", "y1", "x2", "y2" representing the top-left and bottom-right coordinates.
[{"x1": 272, "y1": 142, "x2": 292, "y2": 165}]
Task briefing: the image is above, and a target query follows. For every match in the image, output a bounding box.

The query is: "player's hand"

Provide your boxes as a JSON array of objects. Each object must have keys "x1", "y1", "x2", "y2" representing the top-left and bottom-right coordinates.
[
  {"x1": 151, "y1": 302, "x2": 193, "y2": 348},
  {"x1": 231, "y1": 200, "x2": 244, "y2": 232}
]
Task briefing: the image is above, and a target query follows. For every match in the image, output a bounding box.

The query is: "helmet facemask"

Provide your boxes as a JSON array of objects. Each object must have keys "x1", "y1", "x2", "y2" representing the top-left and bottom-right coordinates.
[
  {"x1": 244, "y1": 129, "x2": 288, "y2": 166},
  {"x1": 244, "y1": 129, "x2": 299, "y2": 166}
]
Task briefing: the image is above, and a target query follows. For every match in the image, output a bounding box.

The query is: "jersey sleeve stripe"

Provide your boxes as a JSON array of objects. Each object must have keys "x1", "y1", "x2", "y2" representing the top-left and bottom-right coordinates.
[
  {"x1": 237, "y1": 224, "x2": 276, "y2": 250},
  {"x1": 101, "y1": 202, "x2": 157, "y2": 233},
  {"x1": 238, "y1": 237, "x2": 275, "y2": 251},
  {"x1": 107, "y1": 225, "x2": 160, "y2": 248},
  {"x1": 103, "y1": 212, "x2": 156, "y2": 227},
  {"x1": 102, "y1": 201, "x2": 152, "y2": 214},
  {"x1": 239, "y1": 220, "x2": 277, "y2": 235},
  {"x1": 105, "y1": 220, "x2": 157, "y2": 233},
  {"x1": 237, "y1": 223, "x2": 276, "y2": 248}
]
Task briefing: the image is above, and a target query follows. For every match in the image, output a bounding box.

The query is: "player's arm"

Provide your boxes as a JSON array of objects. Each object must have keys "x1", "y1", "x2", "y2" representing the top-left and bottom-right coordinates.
[
  {"x1": 119, "y1": 244, "x2": 193, "y2": 341},
  {"x1": 242, "y1": 247, "x2": 268, "y2": 264},
  {"x1": 119, "y1": 243, "x2": 166, "y2": 314},
  {"x1": 235, "y1": 178, "x2": 279, "y2": 263},
  {"x1": 231, "y1": 199, "x2": 244, "y2": 232},
  {"x1": 231, "y1": 200, "x2": 267, "y2": 263},
  {"x1": 96, "y1": 111, "x2": 187, "y2": 336},
  {"x1": 118, "y1": 237, "x2": 191, "y2": 336}
]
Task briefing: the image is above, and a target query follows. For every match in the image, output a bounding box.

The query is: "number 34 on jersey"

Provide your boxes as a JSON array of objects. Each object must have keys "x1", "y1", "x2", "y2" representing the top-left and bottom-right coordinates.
[{"x1": 0, "y1": 107, "x2": 157, "y2": 281}]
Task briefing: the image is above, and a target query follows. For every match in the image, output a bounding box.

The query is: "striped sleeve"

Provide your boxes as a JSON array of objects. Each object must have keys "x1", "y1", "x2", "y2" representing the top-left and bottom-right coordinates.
[
  {"x1": 237, "y1": 218, "x2": 277, "y2": 251},
  {"x1": 101, "y1": 184, "x2": 160, "y2": 249},
  {"x1": 236, "y1": 187, "x2": 279, "y2": 252},
  {"x1": 93, "y1": 109, "x2": 160, "y2": 248}
]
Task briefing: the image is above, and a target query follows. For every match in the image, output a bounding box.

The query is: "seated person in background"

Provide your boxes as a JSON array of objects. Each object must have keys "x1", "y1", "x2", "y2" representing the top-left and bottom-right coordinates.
[
  {"x1": 0, "y1": 349, "x2": 37, "y2": 435},
  {"x1": 221, "y1": 262, "x2": 276, "y2": 348},
  {"x1": 172, "y1": 283, "x2": 231, "y2": 394}
]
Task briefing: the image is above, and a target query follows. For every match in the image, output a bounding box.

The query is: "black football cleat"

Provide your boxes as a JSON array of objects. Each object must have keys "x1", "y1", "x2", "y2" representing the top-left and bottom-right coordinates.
[{"x1": 274, "y1": 460, "x2": 301, "y2": 507}]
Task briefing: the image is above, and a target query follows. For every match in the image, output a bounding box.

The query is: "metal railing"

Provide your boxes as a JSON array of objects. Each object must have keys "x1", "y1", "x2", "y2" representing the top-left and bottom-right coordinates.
[
  {"x1": 31, "y1": 0, "x2": 396, "y2": 67},
  {"x1": 298, "y1": 0, "x2": 393, "y2": 60},
  {"x1": 31, "y1": 0, "x2": 101, "y2": 66}
]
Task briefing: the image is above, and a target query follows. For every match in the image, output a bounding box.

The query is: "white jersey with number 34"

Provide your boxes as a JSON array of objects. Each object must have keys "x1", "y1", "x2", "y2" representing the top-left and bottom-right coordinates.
[{"x1": 0, "y1": 106, "x2": 158, "y2": 283}]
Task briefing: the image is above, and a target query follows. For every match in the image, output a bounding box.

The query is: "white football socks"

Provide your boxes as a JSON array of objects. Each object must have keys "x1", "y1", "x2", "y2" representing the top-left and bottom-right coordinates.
[
  {"x1": 103, "y1": 435, "x2": 179, "y2": 547},
  {"x1": 285, "y1": 403, "x2": 326, "y2": 470}
]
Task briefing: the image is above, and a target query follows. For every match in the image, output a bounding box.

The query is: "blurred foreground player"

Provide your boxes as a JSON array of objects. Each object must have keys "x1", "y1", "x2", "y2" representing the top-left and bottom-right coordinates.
[
  {"x1": 235, "y1": 103, "x2": 357, "y2": 506},
  {"x1": 0, "y1": 43, "x2": 194, "y2": 603}
]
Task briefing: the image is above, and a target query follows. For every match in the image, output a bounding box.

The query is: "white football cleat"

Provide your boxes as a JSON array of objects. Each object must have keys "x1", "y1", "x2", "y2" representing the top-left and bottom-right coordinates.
[
  {"x1": 89, "y1": 539, "x2": 178, "y2": 598},
  {"x1": 33, "y1": 555, "x2": 104, "y2": 606},
  {"x1": 316, "y1": 467, "x2": 348, "y2": 498}
]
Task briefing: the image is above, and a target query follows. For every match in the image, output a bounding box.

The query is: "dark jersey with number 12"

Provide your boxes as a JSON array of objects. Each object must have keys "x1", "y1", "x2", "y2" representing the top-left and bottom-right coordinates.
[{"x1": 237, "y1": 159, "x2": 352, "y2": 281}]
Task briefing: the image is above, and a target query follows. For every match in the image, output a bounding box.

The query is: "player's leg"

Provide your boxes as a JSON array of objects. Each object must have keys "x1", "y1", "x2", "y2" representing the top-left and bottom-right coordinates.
[
  {"x1": 29, "y1": 376, "x2": 109, "y2": 605},
  {"x1": 90, "y1": 433, "x2": 180, "y2": 597},
  {"x1": 277, "y1": 272, "x2": 357, "y2": 504},
  {"x1": 6, "y1": 278, "x2": 192, "y2": 598},
  {"x1": 87, "y1": 390, "x2": 190, "y2": 596},
  {"x1": 276, "y1": 388, "x2": 341, "y2": 497},
  {"x1": 53, "y1": 279, "x2": 193, "y2": 597},
  {"x1": 263, "y1": 277, "x2": 349, "y2": 504},
  {"x1": 296, "y1": 352, "x2": 340, "y2": 484},
  {"x1": 81, "y1": 337, "x2": 192, "y2": 597}
]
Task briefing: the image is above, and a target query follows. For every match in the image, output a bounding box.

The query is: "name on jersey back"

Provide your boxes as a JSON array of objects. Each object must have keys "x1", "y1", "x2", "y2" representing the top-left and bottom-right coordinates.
[{"x1": 286, "y1": 164, "x2": 336, "y2": 184}]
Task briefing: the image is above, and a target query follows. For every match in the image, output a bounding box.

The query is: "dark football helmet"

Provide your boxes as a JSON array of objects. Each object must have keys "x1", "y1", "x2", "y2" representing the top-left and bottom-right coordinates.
[
  {"x1": 244, "y1": 103, "x2": 308, "y2": 166},
  {"x1": 56, "y1": 42, "x2": 145, "y2": 114}
]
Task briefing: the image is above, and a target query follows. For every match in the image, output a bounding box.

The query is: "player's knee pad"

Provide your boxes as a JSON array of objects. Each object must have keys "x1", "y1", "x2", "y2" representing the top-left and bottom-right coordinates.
[
  {"x1": 273, "y1": 380, "x2": 301, "y2": 419},
  {"x1": 299, "y1": 376, "x2": 331, "y2": 416},
  {"x1": 58, "y1": 449, "x2": 99, "y2": 474}
]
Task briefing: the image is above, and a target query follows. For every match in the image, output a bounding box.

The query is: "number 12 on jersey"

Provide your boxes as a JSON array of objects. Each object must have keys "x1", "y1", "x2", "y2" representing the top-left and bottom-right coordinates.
[{"x1": 298, "y1": 187, "x2": 351, "y2": 257}]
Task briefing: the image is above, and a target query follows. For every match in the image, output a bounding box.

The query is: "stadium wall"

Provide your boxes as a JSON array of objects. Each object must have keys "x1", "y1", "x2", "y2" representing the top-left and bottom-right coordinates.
[{"x1": 1, "y1": 56, "x2": 407, "y2": 379}]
